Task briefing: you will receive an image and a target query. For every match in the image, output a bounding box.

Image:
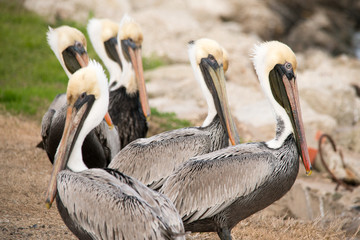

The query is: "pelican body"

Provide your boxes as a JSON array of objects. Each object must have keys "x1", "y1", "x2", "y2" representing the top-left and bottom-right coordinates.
[
  {"x1": 87, "y1": 16, "x2": 149, "y2": 149},
  {"x1": 109, "y1": 39, "x2": 240, "y2": 190},
  {"x1": 159, "y1": 41, "x2": 312, "y2": 240},
  {"x1": 44, "y1": 61, "x2": 185, "y2": 240},
  {"x1": 41, "y1": 26, "x2": 119, "y2": 168}
]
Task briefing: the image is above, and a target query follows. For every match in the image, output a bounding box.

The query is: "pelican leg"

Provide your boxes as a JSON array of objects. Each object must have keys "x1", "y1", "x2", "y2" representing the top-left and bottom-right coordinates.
[{"x1": 217, "y1": 227, "x2": 232, "y2": 240}]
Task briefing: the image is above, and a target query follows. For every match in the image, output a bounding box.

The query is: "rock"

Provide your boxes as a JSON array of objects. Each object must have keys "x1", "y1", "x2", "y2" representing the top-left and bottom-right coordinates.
[
  {"x1": 225, "y1": 0, "x2": 285, "y2": 40},
  {"x1": 301, "y1": 84, "x2": 358, "y2": 127},
  {"x1": 145, "y1": 64, "x2": 205, "y2": 122},
  {"x1": 128, "y1": 0, "x2": 166, "y2": 11},
  {"x1": 185, "y1": 0, "x2": 235, "y2": 22},
  {"x1": 24, "y1": 0, "x2": 131, "y2": 23},
  {"x1": 134, "y1": 5, "x2": 260, "y2": 70},
  {"x1": 300, "y1": 101, "x2": 337, "y2": 148},
  {"x1": 269, "y1": 0, "x2": 360, "y2": 56},
  {"x1": 133, "y1": 7, "x2": 200, "y2": 63},
  {"x1": 286, "y1": 9, "x2": 353, "y2": 55},
  {"x1": 265, "y1": 174, "x2": 360, "y2": 236},
  {"x1": 296, "y1": 50, "x2": 360, "y2": 152},
  {"x1": 334, "y1": 123, "x2": 360, "y2": 154}
]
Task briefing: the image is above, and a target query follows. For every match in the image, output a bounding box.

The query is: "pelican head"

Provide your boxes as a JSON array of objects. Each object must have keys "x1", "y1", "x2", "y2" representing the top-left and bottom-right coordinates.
[
  {"x1": 252, "y1": 41, "x2": 311, "y2": 174},
  {"x1": 87, "y1": 18, "x2": 122, "y2": 85},
  {"x1": 45, "y1": 60, "x2": 109, "y2": 208},
  {"x1": 113, "y1": 14, "x2": 150, "y2": 119},
  {"x1": 47, "y1": 26, "x2": 89, "y2": 77},
  {"x1": 188, "y1": 38, "x2": 240, "y2": 146}
]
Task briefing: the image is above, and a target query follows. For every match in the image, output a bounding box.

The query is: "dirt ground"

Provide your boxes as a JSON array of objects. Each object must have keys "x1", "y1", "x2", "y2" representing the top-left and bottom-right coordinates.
[{"x1": 0, "y1": 112, "x2": 353, "y2": 240}]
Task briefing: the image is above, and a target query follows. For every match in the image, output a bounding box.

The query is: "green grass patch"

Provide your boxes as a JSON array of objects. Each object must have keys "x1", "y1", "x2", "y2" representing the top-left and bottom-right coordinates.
[
  {"x1": 142, "y1": 54, "x2": 167, "y2": 71},
  {"x1": 0, "y1": 1, "x2": 67, "y2": 118},
  {"x1": 0, "y1": 3, "x2": 98, "y2": 120},
  {"x1": 0, "y1": 0, "x2": 102, "y2": 119},
  {"x1": 0, "y1": 0, "x2": 190, "y2": 133},
  {"x1": 149, "y1": 107, "x2": 191, "y2": 134}
]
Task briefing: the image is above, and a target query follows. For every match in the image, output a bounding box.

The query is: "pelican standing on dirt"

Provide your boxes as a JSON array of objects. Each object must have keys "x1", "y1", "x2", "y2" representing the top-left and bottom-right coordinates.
[
  {"x1": 159, "y1": 41, "x2": 312, "y2": 240},
  {"x1": 40, "y1": 26, "x2": 119, "y2": 168},
  {"x1": 109, "y1": 38, "x2": 240, "y2": 189},
  {"x1": 88, "y1": 15, "x2": 150, "y2": 148},
  {"x1": 44, "y1": 61, "x2": 185, "y2": 240}
]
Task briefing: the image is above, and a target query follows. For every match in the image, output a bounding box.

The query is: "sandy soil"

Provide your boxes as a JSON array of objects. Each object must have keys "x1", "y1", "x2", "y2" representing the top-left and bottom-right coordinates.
[{"x1": 0, "y1": 113, "x2": 349, "y2": 239}]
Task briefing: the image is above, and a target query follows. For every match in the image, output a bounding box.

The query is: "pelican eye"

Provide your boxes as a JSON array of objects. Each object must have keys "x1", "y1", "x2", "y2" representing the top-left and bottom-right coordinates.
[
  {"x1": 285, "y1": 62, "x2": 292, "y2": 70},
  {"x1": 208, "y1": 54, "x2": 216, "y2": 62},
  {"x1": 75, "y1": 41, "x2": 83, "y2": 49},
  {"x1": 80, "y1": 92, "x2": 86, "y2": 99}
]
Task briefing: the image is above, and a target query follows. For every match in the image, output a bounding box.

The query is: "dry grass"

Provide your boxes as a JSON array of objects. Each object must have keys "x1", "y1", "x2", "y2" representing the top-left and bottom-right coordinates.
[
  {"x1": 0, "y1": 113, "x2": 349, "y2": 239},
  {"x1": 186, "y1": 214, "x2": 346, "y2": 240}
]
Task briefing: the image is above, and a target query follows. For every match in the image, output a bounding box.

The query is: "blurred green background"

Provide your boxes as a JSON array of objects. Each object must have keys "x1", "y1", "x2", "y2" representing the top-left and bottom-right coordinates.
[{"x1": 0, "y1": 0, "x2": 190, "y2": 131}]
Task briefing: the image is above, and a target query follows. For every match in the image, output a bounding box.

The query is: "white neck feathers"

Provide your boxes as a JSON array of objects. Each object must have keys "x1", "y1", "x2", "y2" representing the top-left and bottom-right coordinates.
[
  {"x1": 47, "y1": 27, "x2": 71, "y2": 78},
  {"x1": 87, "y1": 19, "x2": 121, "y2": 87},
  {"x1": 188, "y1": 43, "x2": 217, "y2": 127},
  {"x1": 67, "y1": 60, "x2": 109, "y2": 172},
  {"x1": 252, "y1": 42, "x2": 293, "y2": 149},
  {"x1": 111, "y1": 15, "x2": 137, "y2": 93}
]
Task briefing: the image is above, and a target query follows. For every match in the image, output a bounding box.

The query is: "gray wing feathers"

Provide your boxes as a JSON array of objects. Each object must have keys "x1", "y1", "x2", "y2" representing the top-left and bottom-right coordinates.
[
  {"x1": 105, "y1": 169, "x2": 185, "y2": 236},
  {"x1": 41, "y1": 94, "x2": 66, "y2": 147},
  {"x1": 40, "y1": 109, "x2": 55, "y2": 146},
  {"x1": 48, "y1": 93, "x2": 67, "y2": 110},
  {"x1": 109, "y1": 128, "x2": 211, "y2": 188},
  {"x1": 57, "y1": 169, "x2": 185, "y2": 240},
  {"x1": 160, "y1": 143, "x2": 274, "y2": 223}
]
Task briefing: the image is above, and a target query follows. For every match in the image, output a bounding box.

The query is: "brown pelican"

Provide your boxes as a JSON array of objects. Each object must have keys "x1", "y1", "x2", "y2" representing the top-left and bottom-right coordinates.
[
  {"x1": 40, "y1": 26, "x2": 120, "y2": 168},
  {"x1": 88, "y1": 15, "x2": 150, "y2": 149},
  {"x1": 109, "y1": 38, "x2": 240, "y2": 189},
  {"x1": 44, "y1": 61, "x2": 185, "y2": 239},
  {"x1": 40, "y1": 26, "x2": 89, "y2": 115},
  {"x1": 159, "y1": 41, "x2": 312, "y2": 240},
  {"x1": 47, "y1": 26, "x2": 89, "y2": 78}
]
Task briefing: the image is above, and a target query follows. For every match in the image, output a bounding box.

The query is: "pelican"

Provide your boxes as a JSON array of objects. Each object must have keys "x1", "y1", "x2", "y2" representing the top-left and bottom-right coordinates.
[
  {"x1": 47, "y1": 26, "x2": 89, "y2": 78},
  {"x1": 40, "y1": 26, "x2": 120, "y2": 168},
  {"x1": 159, "y1": 41, "x2": 312, "y2": 240},
  {"x1": 44, "y1": 61, "x2": 185, "y2": 240},
  {"x1": 40, "y1": 26, "x2": 89, "y2": 121},
  {"x1": 109, "y1": 38, "x2": 240, "y2": 189},
  {"x1": 88, "y1": 15, "x2": 149, "y2": 149}
]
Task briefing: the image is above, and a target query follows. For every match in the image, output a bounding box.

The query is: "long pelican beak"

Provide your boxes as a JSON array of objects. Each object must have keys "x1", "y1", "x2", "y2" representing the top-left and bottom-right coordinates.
[
  {"x1": 62, "y1": 42, "x2": 89, "y2": 74},
  {"x1": 45, "y1": 95, "x2": 95, "y2": 209},
  {"x1": 104, "y1": 37, "x2": 123, "y2": 70},
  {"x1": 122, "y1": 39, "x2": 151, "y2": 120},
  {"x1": 199, "y1": 58, "x2": 241, "y2": 146},
  {"x1": 271, "y1": 64, "x2": 312, "y2": 175}
]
